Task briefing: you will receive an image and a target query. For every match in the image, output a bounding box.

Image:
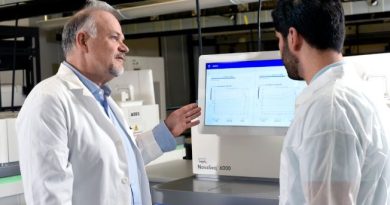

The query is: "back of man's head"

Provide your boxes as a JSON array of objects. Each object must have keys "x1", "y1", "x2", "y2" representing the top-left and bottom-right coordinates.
[{"x1": 271, "y1": 0, "x2": 345, "y2": 52}]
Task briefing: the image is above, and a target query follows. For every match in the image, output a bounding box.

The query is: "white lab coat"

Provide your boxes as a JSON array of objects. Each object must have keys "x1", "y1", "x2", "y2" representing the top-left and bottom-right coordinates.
[
  {"x1": 16, "y1": 64, "x2": 164, "y2": 205},
  {"x1": 280, "y1": 62, "x2": 390, "y2": 205}
]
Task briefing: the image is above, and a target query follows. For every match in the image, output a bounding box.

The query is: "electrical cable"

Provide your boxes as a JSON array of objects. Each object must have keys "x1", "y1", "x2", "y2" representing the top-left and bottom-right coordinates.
[
  {"x1": 257, "y1": 0, "x2": 262, "y2": 51},
  {"x1": 0, "y1": 70, "x2": 1, "y2": 109}
]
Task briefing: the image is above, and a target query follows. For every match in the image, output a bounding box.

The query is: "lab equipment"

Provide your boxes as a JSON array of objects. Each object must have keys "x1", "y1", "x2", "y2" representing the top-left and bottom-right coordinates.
[
  {"x1": 107, "y1": 69, "x2": 160, "y2": 134},
  {"x1": 192, "y1": 51, "x2": 306, "y2": 179},
  {"x1": 151, "y1": 52, "x2": 390, "y2": 205},
  {"x1": 123, "y1": 56, "x2": 167, "y2": 120},
  {"x1": 192, "y1": 51, "x2": 390, "y2": 180},
  {"x1": 201, "y1": 56, "x2": 306, "y2": 136},
  {"x1": 345, "y1": 52, "x2": 390, "y2": 107},
  {"x1": 109, "y1": 69, "x2": 155, "y2": 106},
  {"x1": 0, "y1": 112, "x2": 19, "y2": 178},
  {"x1": 0, "y1": 85, "x2": 25, "y2": 108}
]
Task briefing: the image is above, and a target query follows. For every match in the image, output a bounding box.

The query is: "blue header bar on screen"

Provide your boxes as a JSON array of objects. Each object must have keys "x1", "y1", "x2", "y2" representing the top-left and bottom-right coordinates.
[{"x1": 206, "y1": 59, "x2": 283, "y2": 69}]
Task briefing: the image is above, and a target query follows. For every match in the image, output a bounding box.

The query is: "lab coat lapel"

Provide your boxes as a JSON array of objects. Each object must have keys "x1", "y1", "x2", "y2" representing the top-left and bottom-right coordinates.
[
  {"x1": 107, "y1": 97, "x2": 137, "y2": 145},
  {"x1": 57, "y1": 63, "x2": 138, "y2": 148},
  {"x1": 56, "y1": 64, "x2": 124, "y2": 144},
  {"x1": 107, "y1": 96, "x2": 150, "y2": 204}
]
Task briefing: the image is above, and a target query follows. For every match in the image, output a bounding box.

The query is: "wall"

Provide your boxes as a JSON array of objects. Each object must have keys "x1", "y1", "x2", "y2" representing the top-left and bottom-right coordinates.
[
  {"x1": 0, "y1": 19, "x2": 30, "y2": 86},
  {"x1": 126, "y1": 36, "x2": 193, "y2": 109},
  {"x1": 38, "y1": 29, "x2": 63, "y2": 80},
  {"x1": 160, "y1": 36, "x2": 192, "y2": 108},
  {"x1": 126, "y1": 37, "x2": 160, "y2": 57},
  {"x1": 0, "y1": 17, "x2": 63, "y2": 82}
]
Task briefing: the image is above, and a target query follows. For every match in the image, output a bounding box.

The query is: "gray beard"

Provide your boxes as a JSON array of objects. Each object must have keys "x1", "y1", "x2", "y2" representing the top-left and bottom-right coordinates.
[{"x1": 109, "y1": 67, "x2": 124, "y2": 77}]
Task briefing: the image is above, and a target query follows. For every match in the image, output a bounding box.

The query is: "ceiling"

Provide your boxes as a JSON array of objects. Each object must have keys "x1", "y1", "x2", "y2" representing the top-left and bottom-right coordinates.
[
  {"x1": 0, "y1": 0, "x2": 145, "y2": 22},
  {"x1": 0, "y1": 0, "x2": 375, "y2": 23},
  {"x1": 0, "y1": 0, "x2": 388, "y2": 57},
  {"x1": 1, "y1": 0, "x2": 389, "y2": 49}
]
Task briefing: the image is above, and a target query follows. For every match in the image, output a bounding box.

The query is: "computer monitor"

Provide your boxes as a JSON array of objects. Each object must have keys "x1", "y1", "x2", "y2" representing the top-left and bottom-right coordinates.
[{"x1": 198, "y1": 51, "x2": 307, "y2": 136}]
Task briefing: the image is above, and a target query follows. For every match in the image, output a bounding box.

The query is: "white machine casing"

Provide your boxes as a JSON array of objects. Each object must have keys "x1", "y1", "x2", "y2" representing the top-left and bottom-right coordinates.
[
  {"x1": 123, "y1": 56, "x2": 167, "y2": 120},
  {"x1": 192, "y1": 51, "x2": 286, "y2": 179},
  {"x1": 192, "y1": 51, "x2": 390, "y2": 180},
  {"x1": 191, "y1": 126, "x2": 283, "y2": 179},
  {"x1": 0, "y1": 85, "x2": 25, "y2": 108},
  {"x1": 108, "y1": 67, "x2": 160, "y2": 135},
  {"x1": 0, "y1": 112, "x2": 18, "y2": 164},
  {"x1": 345, "y1": 52, "x2": 390, "y2": 107},
  {"x1": 120, "y1": 104, "x2": 160, "y2": 135}
]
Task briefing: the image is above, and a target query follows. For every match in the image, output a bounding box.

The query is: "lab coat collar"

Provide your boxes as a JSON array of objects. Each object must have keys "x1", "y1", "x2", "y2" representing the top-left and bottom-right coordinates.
[
  {"x1": 295, "y1": 61, "x2": 348, "y2": 108},
  {"x1": 56, "y1": 63, "x2": 113, "y2": 102},
  {"x1": 56, "y1": 63, "x2": 93, "y2": 96},
  {"x1": 56, "y1": 63, "x2": 137, "y2": 146},
  {"x1": 62, "y1": 61, "x2": 112, "y2": 98},
  {"x1": 310, "y1": 60, "x2": 346, "y2": 83}
]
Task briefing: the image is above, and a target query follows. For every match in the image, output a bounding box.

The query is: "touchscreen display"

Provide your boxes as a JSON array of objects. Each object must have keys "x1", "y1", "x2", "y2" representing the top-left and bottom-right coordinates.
[{"x1": 204, "y1": 59, "x2": 306, "y2": 127}]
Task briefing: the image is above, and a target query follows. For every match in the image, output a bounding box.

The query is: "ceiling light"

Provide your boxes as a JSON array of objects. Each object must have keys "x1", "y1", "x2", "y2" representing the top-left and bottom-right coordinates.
[{"x1": 368, "y1": 0, "x2": 378, "y2": 6}]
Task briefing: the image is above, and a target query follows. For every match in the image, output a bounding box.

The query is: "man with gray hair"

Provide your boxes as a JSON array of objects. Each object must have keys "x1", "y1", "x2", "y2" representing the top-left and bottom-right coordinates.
[{"x1": 16, "y1": 1, "x2": 201, "y2": 204}]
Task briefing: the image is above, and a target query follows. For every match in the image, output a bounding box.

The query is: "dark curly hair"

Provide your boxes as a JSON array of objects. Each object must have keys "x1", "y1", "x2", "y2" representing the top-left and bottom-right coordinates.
[{"x1": 272, "y1": 0, "x2": 345, "y2": 52}]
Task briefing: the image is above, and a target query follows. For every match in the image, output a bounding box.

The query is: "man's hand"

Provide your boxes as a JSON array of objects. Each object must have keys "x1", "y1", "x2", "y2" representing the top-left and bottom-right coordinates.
[{"x1": 164, "y1": 103, "x2": 201, "y2": 137}]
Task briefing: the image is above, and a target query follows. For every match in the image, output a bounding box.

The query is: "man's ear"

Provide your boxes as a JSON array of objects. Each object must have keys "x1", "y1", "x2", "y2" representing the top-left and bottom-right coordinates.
[
  {"x1": 287, "y1": 27, "x2": 303, "y2": 52},
  {"x1": 75, "y1": 32, "x2": 89, "y2": 52}
]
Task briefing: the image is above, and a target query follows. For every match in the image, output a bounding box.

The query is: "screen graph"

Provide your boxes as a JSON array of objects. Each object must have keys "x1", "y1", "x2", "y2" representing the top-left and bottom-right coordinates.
[{"x1": 204, "y1": 60, "x2": 306, "y2": 127}]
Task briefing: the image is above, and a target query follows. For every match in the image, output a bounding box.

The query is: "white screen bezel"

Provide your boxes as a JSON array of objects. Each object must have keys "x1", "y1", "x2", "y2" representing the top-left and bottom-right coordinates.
[{"x1": 198, "y1": 51, "x2": 297, "y2": 136}]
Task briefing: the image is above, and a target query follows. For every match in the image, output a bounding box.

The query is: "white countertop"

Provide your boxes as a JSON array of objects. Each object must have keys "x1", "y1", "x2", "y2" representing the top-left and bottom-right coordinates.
[
  {"x1": 146, "y1": 146, "x2": 193, "y2": 183},
  {"x1": 0, "y1": 176, "x2": 23, "y2": 198}
]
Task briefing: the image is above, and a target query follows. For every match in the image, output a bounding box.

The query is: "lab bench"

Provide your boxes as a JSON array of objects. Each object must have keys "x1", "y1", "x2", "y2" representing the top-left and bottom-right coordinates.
[
  {"x1": 146, "y1": 146, "x2": 279, "y2": 205},
  {"x1": 0, "y1": 175, "x2": 25, "y2": 205},
  {"x1": 0, "y1": 145, "x2": 280, "y2": 205},
  {"x1": 151, "y1": 175, "x2": 279, "y2": 205}
]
